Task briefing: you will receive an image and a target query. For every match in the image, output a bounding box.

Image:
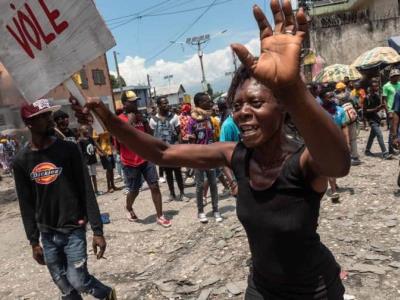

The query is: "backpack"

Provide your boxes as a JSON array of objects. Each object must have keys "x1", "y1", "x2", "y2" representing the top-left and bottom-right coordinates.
[
  {"x1": 342, "y1": 102, "x2": 358, "y2": 125},
  {"x1": 152, "y1": 113, "x2": 177, "y2": 144}
]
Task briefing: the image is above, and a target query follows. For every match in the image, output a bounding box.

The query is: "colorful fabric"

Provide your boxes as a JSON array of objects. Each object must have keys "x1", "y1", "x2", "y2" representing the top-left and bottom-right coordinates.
[
  {"x1": 189, "y1": 107, "x2": 214, "y2": 145},
  {"x1": 313, "y1": 64, "x2": 361, "y2": 83},
  {"x1": 210, "y1": 116, "x2": 221, "y2": 141},
  {"x1": 352, "y1": 47, "x2": 400, "y2": 69},
  {"x1": 350, "y1": 88, "x2": 366, "y2": 108},
  {"x1": 179, "y1": 113, "x2": 191, "y2": 142}
]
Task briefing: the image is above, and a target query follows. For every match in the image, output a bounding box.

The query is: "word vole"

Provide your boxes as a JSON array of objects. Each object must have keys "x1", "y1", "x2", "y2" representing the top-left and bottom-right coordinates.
[{"x1": 6, "y1": 0, "x2": 69, "y2": 59}]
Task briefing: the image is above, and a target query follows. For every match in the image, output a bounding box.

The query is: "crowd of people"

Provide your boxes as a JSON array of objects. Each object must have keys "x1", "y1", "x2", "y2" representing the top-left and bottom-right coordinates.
[
  {"x1": 0, "y1": 135, "x2": 19, "y2": 179},
  {"x1": 5, "y1": 1, "x2": 400, "y2": 299},
  {"x1": 307, "y1": 70, "x2": 400, "y2": 202}
]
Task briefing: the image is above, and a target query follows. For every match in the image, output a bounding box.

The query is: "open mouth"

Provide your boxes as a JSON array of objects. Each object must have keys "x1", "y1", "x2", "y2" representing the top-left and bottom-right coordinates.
[{"x1": 240, "y1": 125, "x2": 259, "y2": 137}]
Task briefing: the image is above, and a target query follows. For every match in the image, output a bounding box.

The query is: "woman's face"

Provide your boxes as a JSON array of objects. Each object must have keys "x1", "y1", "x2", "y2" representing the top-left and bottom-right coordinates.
[{"x1": 232, "y1": 78, "x2": 283, "y2": 148}]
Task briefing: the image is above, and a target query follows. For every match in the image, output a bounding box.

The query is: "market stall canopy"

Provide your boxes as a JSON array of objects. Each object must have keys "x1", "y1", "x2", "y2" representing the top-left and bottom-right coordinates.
[
  {"x1": 313, "y1": 64, "x2": 361, "y2": 83},
  {"x1": 352, "y1": 47, "x2": 400, "y2": 71},
  {"x1": 388, "y1": 36, "x2": 400, "y2": 54}
]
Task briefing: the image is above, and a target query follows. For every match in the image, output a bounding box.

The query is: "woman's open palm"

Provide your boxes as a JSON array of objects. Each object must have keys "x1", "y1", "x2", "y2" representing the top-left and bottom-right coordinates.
[{"x1": 232, "y1": 0, "x2": 308, "y2": 90}]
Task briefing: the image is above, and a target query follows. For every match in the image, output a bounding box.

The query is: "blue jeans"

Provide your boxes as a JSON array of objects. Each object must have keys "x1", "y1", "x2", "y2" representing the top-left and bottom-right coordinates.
[
  {"x1": 195, "y1": 169, "x2": 219, "y2": 213},
  {"x1": 366, "y1": 120, "x2": 387, "y2": 154},
  {"x1": 41, "y1": 229, "x2": 111, "y2": 300}
]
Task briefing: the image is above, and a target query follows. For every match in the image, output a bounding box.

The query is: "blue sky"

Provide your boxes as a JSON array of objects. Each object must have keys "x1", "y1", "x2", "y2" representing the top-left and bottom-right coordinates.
[{"x1": 95, "y1": 0, "x2": 276, "y2": 94}]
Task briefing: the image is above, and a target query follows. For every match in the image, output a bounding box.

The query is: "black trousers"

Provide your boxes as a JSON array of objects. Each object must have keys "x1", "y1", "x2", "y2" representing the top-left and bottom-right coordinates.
[
  {"x1": 164, "y1": 167, "x2": 184, "y2": 196},
  {"x1": 245, "y1": 272, "x2": 345, "y2": 300}
]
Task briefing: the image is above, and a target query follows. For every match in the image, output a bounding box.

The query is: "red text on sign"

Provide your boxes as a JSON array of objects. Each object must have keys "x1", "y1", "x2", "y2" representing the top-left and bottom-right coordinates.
[{"x1": 6, "y1": 0, "x2": 69, "y2": 59}]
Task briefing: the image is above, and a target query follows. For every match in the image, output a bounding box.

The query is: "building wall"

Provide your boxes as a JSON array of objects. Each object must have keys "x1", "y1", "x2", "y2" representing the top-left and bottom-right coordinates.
[
  {"x1": 310, "y1": 0, "x2": 400, "y2": 65},
  {"x1": 0, "y1": 55, "x2": 113, "y2": 130}
]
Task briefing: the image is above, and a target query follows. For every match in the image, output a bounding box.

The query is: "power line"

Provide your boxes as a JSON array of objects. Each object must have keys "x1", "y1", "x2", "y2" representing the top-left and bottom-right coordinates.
[
  {"x1": 107, "y1": 0, "x2": 236, "y2": 30},
  {"x1": 146, "y1": 0, "x2": 198, "y2": 16},
  {"x1": 145, "y1": 0, "x2": 219, "y2": 62},
  {"x1": 146, "y1": 0, "x2": 234, "y2": 17},
  {"x1": 106, "y1": 0, "x2": 172, "y2": 22}
]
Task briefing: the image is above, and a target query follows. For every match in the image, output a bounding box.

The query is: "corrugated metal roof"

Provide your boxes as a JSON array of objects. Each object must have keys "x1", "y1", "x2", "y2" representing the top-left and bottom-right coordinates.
[{"x1": 155, "y1": 84, "x2": 186, "y2": 96}]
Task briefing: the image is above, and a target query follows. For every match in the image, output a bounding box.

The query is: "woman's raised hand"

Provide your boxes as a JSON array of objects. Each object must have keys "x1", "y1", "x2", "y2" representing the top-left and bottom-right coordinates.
[{"x1": 231, "y1": 0, "x2": 308, "y2": 91}]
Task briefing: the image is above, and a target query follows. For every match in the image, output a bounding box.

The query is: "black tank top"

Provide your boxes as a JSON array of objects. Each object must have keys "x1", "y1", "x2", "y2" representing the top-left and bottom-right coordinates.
[{"x1": 232, "y1": 142, "x2": 341, "y2": 296}]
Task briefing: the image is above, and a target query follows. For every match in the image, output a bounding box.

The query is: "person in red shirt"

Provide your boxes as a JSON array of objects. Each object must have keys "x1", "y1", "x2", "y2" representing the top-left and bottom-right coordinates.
[{"x1": 116, "y1": 91, "x2": 171, "y2": 227}]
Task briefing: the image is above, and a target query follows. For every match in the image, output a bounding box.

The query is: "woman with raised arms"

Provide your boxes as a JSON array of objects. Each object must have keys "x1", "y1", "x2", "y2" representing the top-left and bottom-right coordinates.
[{"x1": 73, "y1": 1, "x2": 350, "y2": 298}]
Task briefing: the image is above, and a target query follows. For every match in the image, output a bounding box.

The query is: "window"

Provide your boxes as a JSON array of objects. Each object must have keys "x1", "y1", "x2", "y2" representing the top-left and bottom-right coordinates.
[
  {"x1": 80, "y1": 69, "x2": 89, "y2": 89},
  {"x1": 92, "y1": 69, "x2": 106, "y2": 86}
]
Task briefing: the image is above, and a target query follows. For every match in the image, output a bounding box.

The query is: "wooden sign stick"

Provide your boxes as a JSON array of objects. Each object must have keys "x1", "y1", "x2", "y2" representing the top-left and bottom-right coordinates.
[{"x1": 63, "y1": 78, "x2": 104, "y2": 134}]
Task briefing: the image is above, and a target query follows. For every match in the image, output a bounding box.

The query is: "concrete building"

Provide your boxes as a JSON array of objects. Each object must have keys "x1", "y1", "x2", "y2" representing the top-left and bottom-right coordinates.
[
  {"x1": 113, "y1": 85, "x2": 151, "y2": 111},
  {"x1": 308, "y1": 0, "x2": 400, "y2": 65},
  {"x1": 0, "y1": 55, "x2": 113, "y2": 131}
]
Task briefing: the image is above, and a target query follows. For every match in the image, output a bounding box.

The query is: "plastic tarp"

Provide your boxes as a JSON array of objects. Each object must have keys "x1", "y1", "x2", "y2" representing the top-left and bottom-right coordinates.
[{"x1": 389, "y1": 36, "x2": 400, "y2": 54}]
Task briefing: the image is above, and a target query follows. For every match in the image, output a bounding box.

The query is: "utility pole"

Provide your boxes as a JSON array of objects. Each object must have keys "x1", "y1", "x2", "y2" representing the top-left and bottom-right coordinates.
[
  {"x1": 113, "y1": 51, "x2": 123, "y2": 94},
  {"x1": 146, "y1": 74, "x2": 152, "y2": 108},
  {"x1": 186, "y1": 34, "x2": 211, "y2": 92},
  {"x1": 164, "y1": 74, "x2": 173, "y2": 87}
]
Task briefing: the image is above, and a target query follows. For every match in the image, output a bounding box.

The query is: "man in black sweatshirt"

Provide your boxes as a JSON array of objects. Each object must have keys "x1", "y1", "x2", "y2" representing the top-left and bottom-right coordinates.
[{"x1": 13, "y1": 99, "x2": 116, "y2": 300}]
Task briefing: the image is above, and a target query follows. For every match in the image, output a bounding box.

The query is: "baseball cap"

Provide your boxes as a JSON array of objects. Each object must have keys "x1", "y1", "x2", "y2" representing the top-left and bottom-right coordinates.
[
  {"x1": 335, "y1": 82, "x2": 346, "y2": 90},
  {"x1": 389, "y1": 69, "x2": 400, "y2": 78},
  {"x1": 20, "y1": 99, "x2": 61, "y2": 121},
  {"x1": 125, "y1": 91, "x2": 140, "y2": 102}
]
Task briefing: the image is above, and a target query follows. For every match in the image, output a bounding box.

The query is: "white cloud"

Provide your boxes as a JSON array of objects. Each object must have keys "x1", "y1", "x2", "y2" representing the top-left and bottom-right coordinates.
[{"x1": 117, "y1": 38, "x2": 260, "y2": 94}]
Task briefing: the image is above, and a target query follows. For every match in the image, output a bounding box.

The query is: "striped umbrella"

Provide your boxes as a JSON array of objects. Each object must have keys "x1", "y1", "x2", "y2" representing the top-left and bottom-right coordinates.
[
  {"x1": 312, "y1": 64, "x2": 362, "y2": 83},
  {"x1": 352, "y1": 47, "x2": 400, "y2": 70}
]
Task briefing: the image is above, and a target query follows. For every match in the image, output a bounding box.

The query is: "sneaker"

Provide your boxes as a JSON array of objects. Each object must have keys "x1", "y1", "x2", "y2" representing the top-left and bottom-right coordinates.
[
  {"x1": 390, "y1": 149, "x2": 400, "y2": 156},
  {"x1": 95, "y1": 191, "x2": 105, "y2": 196},
  {"x1": 198, "y1": 213, "x2": 208, "y2": 224},
  {"x1": 364, "y1": 150, "x2": 373, "y2": 156},
  {"x1": 123, "y1": 188, "x2": 129, "y2": 195},
  {"x1": 383, "y1": 152, "x2": 393, "y2": 160},
  {"x1": 157, "y1": 215, "x2": 172, "y2": 228},
  {"x1": 213, "y1": 211, "x2": 223, "y2": 222},
  {"x1": 105, "y1": 287, "x2": 117, "y2": 300},
  {"x1": 159, "y1": 177, "x2": 166, "y2": 183}
]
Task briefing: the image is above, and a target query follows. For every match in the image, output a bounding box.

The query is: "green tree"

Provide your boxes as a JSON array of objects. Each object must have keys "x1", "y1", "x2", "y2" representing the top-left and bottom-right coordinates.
[{"x1": 110, "y1": 74, "x2": 127, "y2": 89}]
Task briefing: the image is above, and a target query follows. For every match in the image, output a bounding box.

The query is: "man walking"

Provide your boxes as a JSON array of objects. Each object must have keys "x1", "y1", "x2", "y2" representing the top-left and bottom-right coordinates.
[
  {"x1": 117, "y1": 91, "x2": 171, "y2": 227},
  {"x1": 13, "y1": 99, "x2": 116, "y2": 300},
  {"x1": 364, "y1": 80, "x2": 392, "y2": 160},
  {"x1": 189, "y1": 92, "x2": 222, "y2": 223},
  {"x1": 150, "y1": 97, "x2": 186, "y2": 201},
  {"x1": 383, "y1": 69, "x2": 400, "y2": 154}
]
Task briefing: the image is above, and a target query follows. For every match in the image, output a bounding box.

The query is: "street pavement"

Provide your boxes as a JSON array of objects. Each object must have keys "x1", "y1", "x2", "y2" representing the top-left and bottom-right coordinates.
[{"x1": 0, "y1": 129, "x2": 400, "y2": 299}]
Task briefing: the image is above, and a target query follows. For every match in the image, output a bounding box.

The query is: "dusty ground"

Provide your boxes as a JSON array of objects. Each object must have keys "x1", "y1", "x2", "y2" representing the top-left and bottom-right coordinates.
[{"x1": 1, "y1": 129, "x2": 400, "y2": 300}]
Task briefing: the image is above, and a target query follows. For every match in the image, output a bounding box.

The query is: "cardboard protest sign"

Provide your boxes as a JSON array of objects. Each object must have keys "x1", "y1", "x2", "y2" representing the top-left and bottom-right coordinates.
[{"x1": 0, "y1": 0, "x2": 116, "y2": 102}]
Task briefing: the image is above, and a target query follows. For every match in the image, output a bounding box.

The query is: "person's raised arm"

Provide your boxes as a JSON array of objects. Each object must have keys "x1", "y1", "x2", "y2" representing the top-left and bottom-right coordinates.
[
  {"x1": 230, "y1": 0, "x2": 350, "y2": 178},
  {"x1": 71, "y1": 99, "x2": 235, "y2": 170}
]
